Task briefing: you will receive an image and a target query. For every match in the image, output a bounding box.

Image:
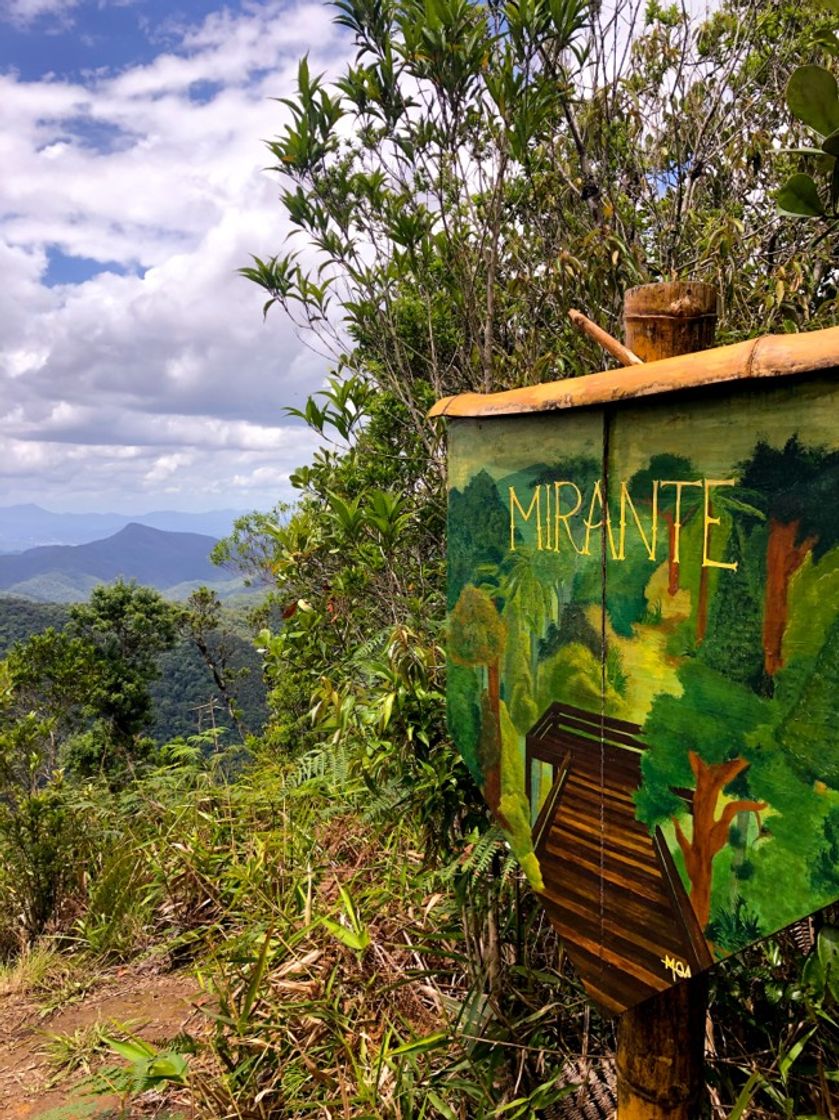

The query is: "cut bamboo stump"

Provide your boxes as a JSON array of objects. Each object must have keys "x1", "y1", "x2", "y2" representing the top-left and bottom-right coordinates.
[
  {"x1": 615, "y1": 281, "x2": 719, "y2": 1120},
  {"x1": 624, "y1": 282, "x2": 717, "y2": 364}
]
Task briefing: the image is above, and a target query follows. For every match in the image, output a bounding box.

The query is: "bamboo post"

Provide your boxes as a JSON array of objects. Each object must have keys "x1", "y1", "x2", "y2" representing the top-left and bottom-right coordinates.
[{"x1": 615, "y1": 280, "x2": 719, "y2": 1120}]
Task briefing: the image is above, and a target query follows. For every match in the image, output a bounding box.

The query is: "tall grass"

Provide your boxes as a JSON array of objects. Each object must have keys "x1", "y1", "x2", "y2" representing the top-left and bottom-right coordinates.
[{"x1": 0, "y1": 738, "x2": 836, "y2": 1118}]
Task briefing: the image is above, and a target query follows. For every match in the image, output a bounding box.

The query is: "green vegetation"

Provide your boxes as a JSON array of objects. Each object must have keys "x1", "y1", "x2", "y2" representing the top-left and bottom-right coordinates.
[
  {"x1": 0, "y1": 597, "x2": 70, "y2": 653},
  {"x1": 1, "y1": 0, "x2": 838, "y2": 1114},
  {"x1": 0, "y1": 591, "x2": 267, "y2": 746},
  {"x1": 778, "y1": 56, "x2": 839, "y2": 219}
]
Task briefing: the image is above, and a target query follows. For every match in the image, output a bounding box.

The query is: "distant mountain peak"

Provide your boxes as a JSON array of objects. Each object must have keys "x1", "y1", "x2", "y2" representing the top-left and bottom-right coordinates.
[
  {"x1": 0, "y1": 505, "x2": 245, "y2": 554},
  {"x1": 0, "y1": 524, "x2": 222, "y2": 598}
]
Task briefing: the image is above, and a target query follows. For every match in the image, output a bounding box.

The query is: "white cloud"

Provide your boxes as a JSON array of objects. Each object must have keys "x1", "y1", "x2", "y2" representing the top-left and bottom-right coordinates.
[
  {"x1": 0, "y1": 0, "x2": 80, "y2": 27},
  {"x1": 0, "y1": 0, "x2": 350, "y2": 514}
]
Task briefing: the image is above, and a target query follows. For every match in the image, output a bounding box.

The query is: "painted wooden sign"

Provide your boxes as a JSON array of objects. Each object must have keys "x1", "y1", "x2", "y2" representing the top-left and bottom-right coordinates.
[{"x1": 435, "y1": 333, "x2": 839, "y2": 1014}]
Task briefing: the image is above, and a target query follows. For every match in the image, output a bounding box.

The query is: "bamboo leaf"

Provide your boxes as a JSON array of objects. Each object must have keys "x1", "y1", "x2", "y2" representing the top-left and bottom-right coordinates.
[
  {"x1": 426, "y1": 1089, "x2": 459, "y2": 1120},
  {"x1": 779, "y1": 1026, "x2": 816, "y2": 1084},
  {"x1": 725, "y1": 1070, "x2": 763, "y2": 1119},
  {"x1": 241, "y1": 926, "x2": 274, "y2": 1025},
  {"x1": 322, "y1": 916, "x2": 370, "y2": 951},
  {"x1": 386, "y1": 1030, "x2": 449, "y2": 1056}
]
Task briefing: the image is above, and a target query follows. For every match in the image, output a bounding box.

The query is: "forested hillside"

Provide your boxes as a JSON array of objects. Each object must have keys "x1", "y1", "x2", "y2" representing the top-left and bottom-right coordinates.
[
  {"x1": 0, "y1": 590, "x2": 267, "y2": 743},
  {"x1": 0, "y1": 523, "x2": 240, "y2": 602},
  {"x1": 0, "y1": 598, "x2": 70, "y2": 653},
  {"x1": 1, "y1": 0, "x2": 838, "y2": 1116}
]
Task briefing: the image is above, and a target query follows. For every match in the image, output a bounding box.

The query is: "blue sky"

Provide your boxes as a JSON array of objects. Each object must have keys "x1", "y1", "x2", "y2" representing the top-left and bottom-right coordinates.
[
  {"x1": 1, "y1": 1, "x2": 216, "y2": 82},
  {"x1": 0, "y1": 0, "x2": 348, "y2": 512}
]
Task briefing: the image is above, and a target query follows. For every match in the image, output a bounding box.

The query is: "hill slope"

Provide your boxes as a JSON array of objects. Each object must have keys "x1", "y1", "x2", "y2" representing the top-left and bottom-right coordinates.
[
  {"x1": 0, "y1": 504, "x2": 242, "y2": 552},
  {"x1": 0, "y1": 595, "x2": 267, "y2": 741},
  {"x1": 0, "y1": 523, "x2": 220, "y2": 597}
]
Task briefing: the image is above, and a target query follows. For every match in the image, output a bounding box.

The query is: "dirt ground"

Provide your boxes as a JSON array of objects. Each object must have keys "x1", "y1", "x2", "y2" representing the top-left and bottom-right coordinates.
[{"x1": 0, "y1": 961, "x2": 203, "y2": 1120}]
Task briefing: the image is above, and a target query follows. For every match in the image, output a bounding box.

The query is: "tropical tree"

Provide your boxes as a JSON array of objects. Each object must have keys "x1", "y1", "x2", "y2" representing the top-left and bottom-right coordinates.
[
  {"x1": 4, "y1": 629, "x2": 100, "y2": 771},
  {"x1": 181, "y1": 589, "x2": 248, "y2": 740},
  {"x1": 244, "y1": 0, "x2": 837, "y2": 465},
  {"x1": 776, "y1": 611, "x2": 839, "y2": 788},
  {"x1": 448, "y1": 584, "x2": 507, "y2": 813},
  {"x1": 628, "y1": 455, "x2": 700, "y2": 598},
  {"x1": 738, "y1": 437, "x2": 839, "y2": 677},
  {"x1": 499, "y1": 548, "x2": 562, "y2": 677},
  {"x1": 67, "y1": 581, "x2": 180, "y2": 768},
  {"x1": 447, "y1": 471, "x2": 510, "y2": 609},
  {"x1": 637, "y1": 662, "x2": 771, "y2": 928}
]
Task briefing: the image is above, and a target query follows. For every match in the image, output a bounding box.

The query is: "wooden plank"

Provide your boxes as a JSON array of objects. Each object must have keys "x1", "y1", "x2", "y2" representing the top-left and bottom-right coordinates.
[
  {"x1": 540, "y1": 839, "x2": 669, "y2": 904},
  {"x1": 544, "y1": 889, "x2": 697, "y2": 978},
  {"x1": 553, "y1": 938, "x2": 670, "y2": 1014},
  {"x1": 560, "y1": 777, "x2": 641, "y2": 816},
  {"x1": 539, "y1": 899, "x2": 676, "y2": 992},
  {"x1": 655, "y1": 828, "x2": 714, "y2": 970},
  {"x1": 552, "y1": 701, "x2": 644, "y2": 738},
  {"x1": 539, "y1": 865, "x2": 696, "y2": 963},
  {"x1": 531, "y1": 754, "x2": 570, "y2": 851},
  {"x1": 527, "y1": 729, "x2": 644, "y2": 777},
  {"x1": 545, "y1": 712, "x2": 647, "y2": 753},
  {"x1": 549, "y1": 811, "x2": 658, "y2": 860}
]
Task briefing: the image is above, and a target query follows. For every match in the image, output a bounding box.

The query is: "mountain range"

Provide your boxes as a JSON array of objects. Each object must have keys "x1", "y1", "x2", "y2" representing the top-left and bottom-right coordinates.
[
  {"x1": 0, "y1": 522, "x2": 243, "y2": 603},
  {"x1": 0, "y1": 504, "x2": 244, "y2": 554}
]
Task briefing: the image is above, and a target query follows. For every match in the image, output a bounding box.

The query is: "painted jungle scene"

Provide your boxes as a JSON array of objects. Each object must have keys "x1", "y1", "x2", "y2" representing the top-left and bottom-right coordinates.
[{"x1": 447, "y1": 378, "x2": 839, "y2": 1005}]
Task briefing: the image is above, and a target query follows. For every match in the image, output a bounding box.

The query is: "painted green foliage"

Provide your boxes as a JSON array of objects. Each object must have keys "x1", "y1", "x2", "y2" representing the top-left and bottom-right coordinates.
[{"x1": 446, "y1": 380, "x2": 839, "y2": 961}]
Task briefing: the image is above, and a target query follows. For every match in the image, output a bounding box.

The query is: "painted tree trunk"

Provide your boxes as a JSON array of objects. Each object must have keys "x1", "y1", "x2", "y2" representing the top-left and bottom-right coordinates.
[
  {"x1": 484, "y1": 762, "x2": 502, "y2": 815},
  {"x1": 483, "y1": 659, "x2": 502, "y2": 813},
  {"x1": 673, "y1": 752, "x2": 766, "y2": 929},
  {"x1": 487, "y1": 658, "x2": 500, "y2": 723},
  {"x1": 763, "y1": 517, "x2": 816, "y2": 676},
  {"x1": 664, "y1": 511, "x2": 680, "y2": 595},
  {"x1": 696, "y1": 563, "x2": 709, "y2": 644}
]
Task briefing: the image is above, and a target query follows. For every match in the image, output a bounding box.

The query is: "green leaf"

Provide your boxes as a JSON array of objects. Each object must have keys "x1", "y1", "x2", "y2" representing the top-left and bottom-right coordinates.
[
  {"x1": 725, "y1": 1070, "x2": 763, "y2": 1120},
  {"x1": 824, "y1": 128, "x2": 839, "y2": 158},
  {"x1": 719, "y1": 496, "x2": 766, "y2": 520},
  {"x1": 240, "y1": 925, "x2": 274, "y2": 1024},
  {"x1": 426, "y1": 1090, "x2": 459, "y2": 1120},
  {"x1": 148, "y1": 1052, "x2": 189, "y2": 1083},
  {"x1": 779, "y1": 1026, "x2": 816, "y2": 1084},
  {"x1": 387, "y1": 1030, "x2": 449, "y2": 1057},
  {"x1": 803, "y1": 949, "x2": 825, "y2": 995},
  {"x1": 818, "y1": 926, "x2": 839, "y2": 969},
  {"x1": 322, "y1": 916, "x2": 370, "y2": 951},
  {"x1": 787, "y1": 65, "x2": 839, "y2": 138},
  {"x1": 104, "y1": 1036, "x2": 156, "y2": 1063},
  {"x1": 818, "y1": 926, "x2": 839, "y2": 999},
  {"x1": 814, "y1": 28, "x2": 839, "y2": 57},
  {"x1": 777, "y1": 173, "x2": 826, "y2": 217}
]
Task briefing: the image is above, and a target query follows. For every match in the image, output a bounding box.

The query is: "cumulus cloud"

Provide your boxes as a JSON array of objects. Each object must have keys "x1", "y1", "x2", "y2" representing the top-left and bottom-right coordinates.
[{"x1": 0, "y1": 0, "x2": 349, "y2": 513}]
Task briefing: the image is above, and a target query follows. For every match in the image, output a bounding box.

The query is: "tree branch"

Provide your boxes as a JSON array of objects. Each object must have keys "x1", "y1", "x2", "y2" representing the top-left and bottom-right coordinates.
[{"x1": 709, "y1": 799, "x2": 768, "y2": 854}]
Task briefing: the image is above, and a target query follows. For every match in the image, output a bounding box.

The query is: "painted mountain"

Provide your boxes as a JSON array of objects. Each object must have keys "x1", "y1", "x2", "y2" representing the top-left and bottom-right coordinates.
[{"x1": 0, "y1": 523, "x2": 223, "y2": 602}]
